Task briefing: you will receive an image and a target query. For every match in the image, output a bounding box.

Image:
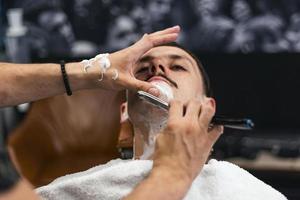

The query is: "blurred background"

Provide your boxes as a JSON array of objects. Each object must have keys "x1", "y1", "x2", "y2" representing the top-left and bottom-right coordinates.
[{"x1": 1, "y1": 0, "x2": 300, "y2": 199}]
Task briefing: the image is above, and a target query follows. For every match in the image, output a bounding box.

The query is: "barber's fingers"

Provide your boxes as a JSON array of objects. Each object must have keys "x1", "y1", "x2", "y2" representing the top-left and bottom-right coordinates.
[
  {"x1": 150, "y1": 33, "x2": 179, "y2": 47},
  {"x1": 208, "y1": 125, "x2": 224, "y2": 144},
  {"x1": 135, "y1": 33, "x2": 178, "y2": 54},
  {"x1": 168, "y1": 100, "x2": 184, "y2": 121},
  {"x1": 199, "y1": 98, "x2": 216, "y2": 129},
  {"x1": 151, "y1": 25, "x2": 180, "y2": 37},
  {"x1": 124, "y1": 77, "x2": 160, "y2": 96},
  {"x1": 132, "y1": 26, "x2": 180, "y2": 56},
  {"x1": 185, "y1": 100, "x2": 202, "y2": 119}
]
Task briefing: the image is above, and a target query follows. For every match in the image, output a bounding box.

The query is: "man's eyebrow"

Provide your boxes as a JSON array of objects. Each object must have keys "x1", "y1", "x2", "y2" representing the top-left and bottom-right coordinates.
[{"x1": 138, "y1": 54, "x2": 194, "y2": 66}]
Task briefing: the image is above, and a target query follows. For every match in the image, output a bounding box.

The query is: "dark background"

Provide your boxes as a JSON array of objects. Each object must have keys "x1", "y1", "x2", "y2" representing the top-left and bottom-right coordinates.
[{"x1": 4, "y1": 0, "x2": 300, "y2": 55}]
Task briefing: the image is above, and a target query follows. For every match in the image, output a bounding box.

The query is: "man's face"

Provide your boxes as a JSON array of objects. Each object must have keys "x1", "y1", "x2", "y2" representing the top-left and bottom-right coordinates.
[{"x1": 127, "y1": 46, "x2": 205, "y2": 119}]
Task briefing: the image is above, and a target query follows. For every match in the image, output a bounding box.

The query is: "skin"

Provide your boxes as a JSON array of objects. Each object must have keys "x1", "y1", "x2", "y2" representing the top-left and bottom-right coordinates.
[
  {"x1": 127, "y1": 46, "x2": 206, "y2": 159},
  {"x1": 125, "y1": 46, "x2": 223, "y2": 199},
  {"x1": 0, "y1": 26, "x2": 180, "y2": 107},
  {"x1": 132, "y1": 46, "x2": 205, "y2": 102}
]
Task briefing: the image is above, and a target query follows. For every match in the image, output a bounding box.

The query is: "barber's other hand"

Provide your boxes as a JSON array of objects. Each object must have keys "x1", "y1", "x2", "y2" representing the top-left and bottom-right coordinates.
[
  {"x1": 97, "y1": 26, "x2": 180, "y2": 95},
  {"x1": 152, "y1": 98, "x2": 223, "y2": 183}
]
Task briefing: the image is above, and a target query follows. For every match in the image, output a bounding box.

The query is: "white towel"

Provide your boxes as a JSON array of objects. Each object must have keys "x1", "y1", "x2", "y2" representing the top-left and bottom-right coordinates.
[{"x1": 36, "y1": 159, "x2": 287, "y2": 200}]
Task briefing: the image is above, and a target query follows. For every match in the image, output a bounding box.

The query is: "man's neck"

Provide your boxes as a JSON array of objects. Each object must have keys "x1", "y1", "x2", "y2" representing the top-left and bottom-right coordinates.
[{"x1": 132, "y1": 111, "x2": 168, "y2": 160}]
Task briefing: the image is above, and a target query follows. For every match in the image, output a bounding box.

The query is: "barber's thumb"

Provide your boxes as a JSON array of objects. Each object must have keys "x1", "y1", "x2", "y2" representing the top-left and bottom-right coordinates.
[
  {"x1": 208, "y1": 125, "x2": 224, "y2": 143},
  {"x1": 129, "y1": 79, "x2": 160, "y2": 97}
]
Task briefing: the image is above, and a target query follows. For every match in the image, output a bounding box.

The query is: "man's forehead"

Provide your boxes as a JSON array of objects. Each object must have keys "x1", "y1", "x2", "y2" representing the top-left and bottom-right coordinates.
[{"x1": 138, "y1": 46, "x2": 197, "y2": 66}]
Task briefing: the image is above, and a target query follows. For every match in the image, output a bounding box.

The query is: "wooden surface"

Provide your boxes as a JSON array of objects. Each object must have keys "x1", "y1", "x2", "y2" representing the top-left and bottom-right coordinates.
[{"x1": 228, "y1": 151, "x2": 300, "y2": 172}]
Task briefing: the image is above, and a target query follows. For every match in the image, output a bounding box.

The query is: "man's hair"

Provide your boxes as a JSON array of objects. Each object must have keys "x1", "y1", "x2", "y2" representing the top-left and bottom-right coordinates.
[{"x1": 158, "y1": 42, "x2": 212, "y2": 97}]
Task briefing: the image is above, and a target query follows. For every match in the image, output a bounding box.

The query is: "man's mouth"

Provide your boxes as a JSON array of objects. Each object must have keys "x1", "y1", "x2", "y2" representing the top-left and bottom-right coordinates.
[
  {"x1": 145, "y1": 76, "x2": 175, "y2": 102},
  {"x1": 148, "y1": 76, "x2": 169, "y2": 85},
  {"x1": 146, "y1": 75, "x2": 178, "y2": 88}
]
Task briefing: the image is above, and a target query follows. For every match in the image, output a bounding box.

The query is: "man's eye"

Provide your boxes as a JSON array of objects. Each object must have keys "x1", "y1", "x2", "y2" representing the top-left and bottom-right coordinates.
[{"x1": 170, "y1": 65, "x2": 186, "y2": 71}]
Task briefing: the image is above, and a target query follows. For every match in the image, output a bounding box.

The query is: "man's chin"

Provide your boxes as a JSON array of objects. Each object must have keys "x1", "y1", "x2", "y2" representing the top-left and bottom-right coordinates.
[{"x1": 129, "y1": 100, "x2": 168, "y2": 122}]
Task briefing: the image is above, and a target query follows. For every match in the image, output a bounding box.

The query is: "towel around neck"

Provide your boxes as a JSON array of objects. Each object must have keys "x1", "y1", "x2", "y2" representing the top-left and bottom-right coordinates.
[{"x1": 36, "y1": 159, "x2": 287, "y2": 200}]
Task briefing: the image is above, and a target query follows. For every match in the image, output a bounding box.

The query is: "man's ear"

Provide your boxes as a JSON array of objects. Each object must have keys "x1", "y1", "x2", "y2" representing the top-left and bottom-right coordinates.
[
  {"x1": 120, "y1": 102, "x2": 129, "y2": 123},
  {"x1": 118, "y1": 102, "x2": 134, "y2": 149},
  {"x1": 206, "y1": 97, "x2": 216, "y2": 112}
]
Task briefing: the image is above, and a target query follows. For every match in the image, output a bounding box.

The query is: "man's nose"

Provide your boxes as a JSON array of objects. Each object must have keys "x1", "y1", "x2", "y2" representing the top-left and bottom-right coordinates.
[{"x1": 150, "y1": 64, "x2": 166, "y2": 75}]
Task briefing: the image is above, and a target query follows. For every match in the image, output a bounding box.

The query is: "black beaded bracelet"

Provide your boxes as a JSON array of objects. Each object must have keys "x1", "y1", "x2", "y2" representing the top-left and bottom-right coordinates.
[{"x1": 60, "y1": 60, "x2": 72, "y2": 96}]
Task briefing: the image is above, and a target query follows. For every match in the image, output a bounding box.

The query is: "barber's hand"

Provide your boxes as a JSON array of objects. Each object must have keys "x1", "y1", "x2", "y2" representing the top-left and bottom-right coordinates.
[
  {"x1": 152, "y1": 98, "x2": 223, "y2": 182},
  {"x1": 97, "y1": 26, "x2": 180, "y2": 95}
]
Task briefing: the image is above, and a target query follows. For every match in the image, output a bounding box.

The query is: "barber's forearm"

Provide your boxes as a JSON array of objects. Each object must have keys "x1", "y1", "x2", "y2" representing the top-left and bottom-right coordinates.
[
  {"x1": 124, "y1": 168, "x2": 191, "y2": 200},
  {"x1": 0, "y1": 27, "x2": 180, "y2": 107},
  {"x1": 0, "y1": 62, "x2": 97, "y2": 107}
]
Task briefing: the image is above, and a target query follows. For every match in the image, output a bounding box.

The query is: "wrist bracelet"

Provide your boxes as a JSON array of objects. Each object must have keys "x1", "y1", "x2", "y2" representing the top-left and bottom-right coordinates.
[{"x1": 60, "y1": 60, "x2": 72, "y2": 96}]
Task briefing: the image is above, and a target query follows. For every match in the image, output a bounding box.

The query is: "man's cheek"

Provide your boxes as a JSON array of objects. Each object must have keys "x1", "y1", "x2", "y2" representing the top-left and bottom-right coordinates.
[
  {"x1": 174, "y1": 85, "x2": 201, "y2": 102},
  {"x1": 172, "y1": 90, "x2": 191, "y2": 103}
]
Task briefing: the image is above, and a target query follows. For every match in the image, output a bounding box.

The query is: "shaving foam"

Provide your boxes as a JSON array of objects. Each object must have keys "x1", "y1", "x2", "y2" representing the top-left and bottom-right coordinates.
[
  {"x1": 151, "y1": 81, "x2": 174, "y2": 102},
  {"x1": 132, "y1": 81, "x2": 173, "y2": 159},
  {"x1": 138, "y1": 81, "x2": 171, "y2": 159}
]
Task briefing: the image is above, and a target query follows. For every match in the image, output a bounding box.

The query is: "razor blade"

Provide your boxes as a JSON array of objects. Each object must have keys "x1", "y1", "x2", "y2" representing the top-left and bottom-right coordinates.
[{"x1": 137, "y1": 91, "x2": 254, "y2": 130}]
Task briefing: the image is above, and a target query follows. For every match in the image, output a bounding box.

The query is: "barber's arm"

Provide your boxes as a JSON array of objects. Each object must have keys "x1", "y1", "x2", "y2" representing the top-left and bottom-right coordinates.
[
  {"x1": 0, "y1": 26, "x2": 179, "y2": 108},
  {"x1": 124, "y1": 99, "x2": 223, "y2": 200}
]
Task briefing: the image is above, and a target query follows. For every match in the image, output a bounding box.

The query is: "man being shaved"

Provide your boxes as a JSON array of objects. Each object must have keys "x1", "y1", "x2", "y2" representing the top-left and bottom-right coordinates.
[{"x1": 37, "y1": 43, "x2": 287, "y2": 200}]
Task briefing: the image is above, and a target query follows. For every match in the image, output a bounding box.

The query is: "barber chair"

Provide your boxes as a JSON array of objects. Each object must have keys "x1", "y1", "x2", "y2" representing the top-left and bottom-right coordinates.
[{"x1": 7, "y1": 90, "x2": 128, "y2": 187}]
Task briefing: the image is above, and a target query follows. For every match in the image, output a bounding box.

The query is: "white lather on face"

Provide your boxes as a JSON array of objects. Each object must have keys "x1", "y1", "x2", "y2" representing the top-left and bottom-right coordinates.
[{"x1": 151, "y1": 81, "x2": 174, "y2": 102}]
